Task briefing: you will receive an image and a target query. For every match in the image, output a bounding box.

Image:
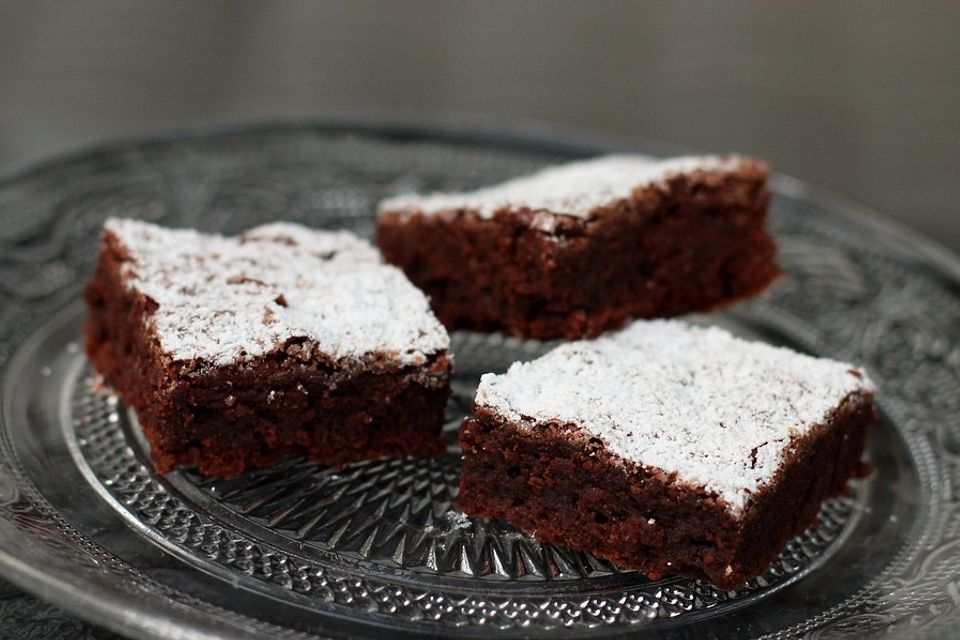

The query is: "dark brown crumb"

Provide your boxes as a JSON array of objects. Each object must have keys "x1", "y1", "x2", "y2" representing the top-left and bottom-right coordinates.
[
  {"x1": 84, "y1": 229, "x2": 451, "y2": 477},
  {"x1": 458, "y1": 394, "x2": 875, "y2": 589},
  {"x1": 378, "y1": 159, "x2": 780, "y2": 340}
]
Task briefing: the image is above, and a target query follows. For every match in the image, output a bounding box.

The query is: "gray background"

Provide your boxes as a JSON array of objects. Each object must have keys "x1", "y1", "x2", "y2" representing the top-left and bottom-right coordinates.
[{"x1": 1, "y1": 0, "x2": 958, "y2": 251}]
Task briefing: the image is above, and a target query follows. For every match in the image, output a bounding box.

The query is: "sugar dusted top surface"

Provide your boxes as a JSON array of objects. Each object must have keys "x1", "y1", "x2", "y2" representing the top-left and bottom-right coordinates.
[
  {"x1": 379, "y1": 154, "x2": 748, "y2": 221},
  {"x1": 475, "y1": 320, "x2": 874, "y2": 515},
  {"x1": 105, "y1": 218, "x2": 449, "y2": 367}
]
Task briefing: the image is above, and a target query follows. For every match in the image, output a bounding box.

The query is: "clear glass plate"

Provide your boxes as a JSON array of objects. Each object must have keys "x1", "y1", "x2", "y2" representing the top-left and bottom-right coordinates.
[{"x1": 0, "y1": 122, "x2": 957, "y2": 639}]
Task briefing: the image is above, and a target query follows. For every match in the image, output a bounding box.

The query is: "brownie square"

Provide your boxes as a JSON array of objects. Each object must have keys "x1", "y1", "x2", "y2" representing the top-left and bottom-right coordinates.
[
  {"x1": 377, "y1": 155, "x2": 780, "y2": 340},
  {"x1": 85, "y1": 219, "x2": 452, "y2": 477},
  {"x1": 458, "y1": 320, "x2": 875, "y2": 588}
]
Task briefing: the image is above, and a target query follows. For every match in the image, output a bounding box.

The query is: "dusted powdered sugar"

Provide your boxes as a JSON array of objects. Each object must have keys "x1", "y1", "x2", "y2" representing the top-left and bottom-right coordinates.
[
  {"x1": 105, "y1": 218, "x2": 449, "y2": 367},
  {"x1": 475, "y1": 320, "x2": 874, "y2": 515},
  {"x1": 379, "y1": 154, "x2": 747, "y2": 222}
]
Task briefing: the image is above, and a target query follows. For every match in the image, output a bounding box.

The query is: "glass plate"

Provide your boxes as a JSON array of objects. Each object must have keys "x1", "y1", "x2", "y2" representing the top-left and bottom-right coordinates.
[{"x1": 0, "y1": 122, "x2": 957, "y2": 639}]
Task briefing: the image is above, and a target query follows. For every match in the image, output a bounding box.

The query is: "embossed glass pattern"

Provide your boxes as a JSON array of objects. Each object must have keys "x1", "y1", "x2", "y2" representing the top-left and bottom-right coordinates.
[{"x1": 0, "y1": 124, "x2": 956, "y2": 638}]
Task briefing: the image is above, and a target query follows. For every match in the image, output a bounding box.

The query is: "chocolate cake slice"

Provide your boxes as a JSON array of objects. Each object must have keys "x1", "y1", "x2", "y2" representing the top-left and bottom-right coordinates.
[
  {"x1": 85, "y1": 218, "x2": 452, "y2": 477},
  {"x1": 458, "y1": 320, "x2": 875, "y2": 588},
  {"x1": 378, "y1": 154, "x2": 780, "y2": 340}
]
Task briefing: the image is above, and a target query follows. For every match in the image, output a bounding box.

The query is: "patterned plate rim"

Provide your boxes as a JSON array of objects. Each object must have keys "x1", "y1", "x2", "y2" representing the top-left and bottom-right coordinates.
[{"x1": 0, "y1": 118, "x2": 956, "y2": 640}]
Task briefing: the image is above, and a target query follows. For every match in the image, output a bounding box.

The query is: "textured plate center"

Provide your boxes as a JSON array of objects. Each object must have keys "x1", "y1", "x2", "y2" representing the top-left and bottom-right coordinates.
[
  {"x1": 185, "y1": 332, "x2": 630, "y2": 581},
  {"x1": 71, "y1": 325, "x2": 863, "y2": 614},
  {"x1": 0, "y1": 126, "x2": 944, "y2": 638}
]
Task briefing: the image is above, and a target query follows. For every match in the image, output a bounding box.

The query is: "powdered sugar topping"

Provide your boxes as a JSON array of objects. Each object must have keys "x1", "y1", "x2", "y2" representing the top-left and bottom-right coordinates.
[
  {"x1": 105, "y1": 218, "x2": 449, "y2": 367},
  {"x1": 475, "y1": 320, "x2": 874, "y2": 515},
  {"x1": 379, "y1": 154, "x2": 748, "y2": 222}
]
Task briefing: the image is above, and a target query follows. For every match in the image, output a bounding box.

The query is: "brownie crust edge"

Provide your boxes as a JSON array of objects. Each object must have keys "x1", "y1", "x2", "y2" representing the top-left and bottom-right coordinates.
[
  {"x1": 85, "y1": 228, "x2": 452, "y2": 477},
  {"x1": 457, "y1": 393, "x2": 874, "y2": 589},
  {"x1": 378, "y1": 161, "x2": 780, "y2": 340}
]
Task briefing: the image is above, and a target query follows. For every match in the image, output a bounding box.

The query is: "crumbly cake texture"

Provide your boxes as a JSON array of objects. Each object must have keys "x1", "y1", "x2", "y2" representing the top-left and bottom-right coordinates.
[
  {"x1": 377, "y1": 154, "x2": 781, "y2": 340},
  {"x1": 85, "y1": 218, "x2": 452, "y2": 477},
  {"x1": 459, "y1": 320, "x2": 876, "y2": 588}
]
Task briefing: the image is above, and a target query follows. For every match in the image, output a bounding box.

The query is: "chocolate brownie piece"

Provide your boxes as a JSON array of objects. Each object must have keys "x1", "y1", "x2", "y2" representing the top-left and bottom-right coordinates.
[
  {"x1": 377, "y1": 154, "x2": 780, "y2": 340},
  {"x1": 85, "y1": 218, "x2": 452, "y2": 477},
  {"x1": 458, "y1": 320, "x2": 875, "y2": 588}
]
